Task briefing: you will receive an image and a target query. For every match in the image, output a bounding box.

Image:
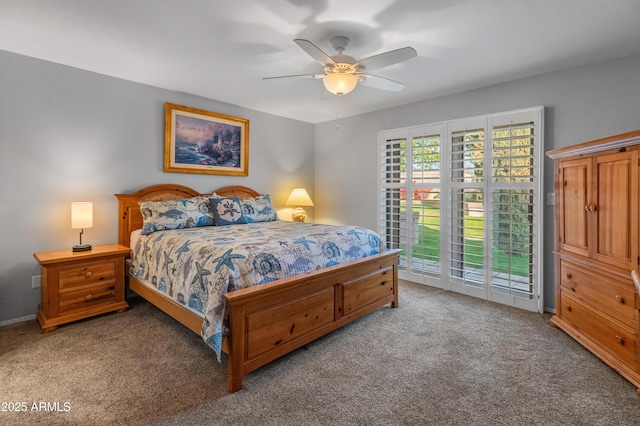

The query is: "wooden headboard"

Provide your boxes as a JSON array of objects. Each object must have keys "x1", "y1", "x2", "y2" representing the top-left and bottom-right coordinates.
[{"x1": 115, "y1": 184, "x2": 260, "y2": 248}]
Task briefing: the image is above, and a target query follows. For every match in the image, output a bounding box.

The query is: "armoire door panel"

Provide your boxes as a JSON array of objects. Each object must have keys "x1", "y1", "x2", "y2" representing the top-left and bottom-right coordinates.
[
  {"x1": 558, "y1": 158, "x2": 591, "y2": 257},
  {"x1": 594, "y1": 151, "x2": 638, "y2": 269}
]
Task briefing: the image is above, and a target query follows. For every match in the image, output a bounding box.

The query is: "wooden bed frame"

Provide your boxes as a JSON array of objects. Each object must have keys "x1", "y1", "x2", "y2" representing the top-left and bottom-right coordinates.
[{"x1": 116, "y1": 184, "x2": 399, "y2": 393}]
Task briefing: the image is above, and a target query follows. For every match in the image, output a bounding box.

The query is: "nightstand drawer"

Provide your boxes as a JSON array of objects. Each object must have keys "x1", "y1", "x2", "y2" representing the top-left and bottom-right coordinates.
[
  {"x1": 59, "y1": 260, "x2": 116, "y2": 289},
  {"x1": 59, "y1": 281, "x2": 116, "y2": 313}
]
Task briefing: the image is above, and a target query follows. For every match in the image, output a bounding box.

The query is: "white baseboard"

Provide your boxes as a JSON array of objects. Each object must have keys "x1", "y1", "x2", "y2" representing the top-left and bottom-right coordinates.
[{"x1": 1, "y1": 314, "x2": 36, "y2": 327}]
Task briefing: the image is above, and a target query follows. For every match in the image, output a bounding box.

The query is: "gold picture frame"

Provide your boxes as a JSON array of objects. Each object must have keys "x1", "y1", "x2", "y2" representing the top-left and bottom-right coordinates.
[{"x1": 164, "y1": 102, "x2": 249, "y2": 176}]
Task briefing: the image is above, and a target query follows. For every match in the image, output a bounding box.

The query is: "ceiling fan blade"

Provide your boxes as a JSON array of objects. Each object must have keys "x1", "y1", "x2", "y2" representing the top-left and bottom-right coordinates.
[
  {"x1": 358, "y1": 74, "x2": 405, "y2": 92},
  {"x1": 294, "y1": 39, "x2": 336, "y2": 66},
  {"x1": 355, "y1": 47, "x2": 417, "y2": 72},
  {"x1": 263, "y1": 73, "x2": 324, "y2": 80}
]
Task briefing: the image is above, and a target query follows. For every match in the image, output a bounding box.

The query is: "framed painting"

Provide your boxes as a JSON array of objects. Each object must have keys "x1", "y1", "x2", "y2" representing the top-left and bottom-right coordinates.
[{"x1": 164, "y1": 102, "x2": 249, "y2": 176}]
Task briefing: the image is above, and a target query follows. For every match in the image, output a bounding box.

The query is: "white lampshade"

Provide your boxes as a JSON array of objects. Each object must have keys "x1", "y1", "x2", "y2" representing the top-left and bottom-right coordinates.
[
  {"x1": 323, "y1": 72, "x2": 358, "y2": 95},
  {"x1": 71, "y1": 202, "x2": 93, "y2": 229},
  {"x1": 286, "y1": 188, "x2": 314, "y2": 207}
]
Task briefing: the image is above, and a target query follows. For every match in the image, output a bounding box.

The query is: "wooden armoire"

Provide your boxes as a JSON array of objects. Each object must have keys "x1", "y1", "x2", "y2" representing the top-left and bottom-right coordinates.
[{"x1": 547, "y1": 130, "x2": 640, "y2": 395}]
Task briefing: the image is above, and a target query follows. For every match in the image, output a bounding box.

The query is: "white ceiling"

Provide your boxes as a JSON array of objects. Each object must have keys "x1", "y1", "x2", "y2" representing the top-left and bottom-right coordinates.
[{"x1": 2, "y1": 0, "x2": 640, "y2": 124}]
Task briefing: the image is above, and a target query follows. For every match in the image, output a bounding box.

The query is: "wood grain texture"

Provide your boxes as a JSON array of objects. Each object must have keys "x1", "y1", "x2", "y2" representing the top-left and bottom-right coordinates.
[
  {"x1": 34, "y1": 244, "x2": 130, "y2": 332},
  {"x1": 116, "y1": 184, "x2": 399, "y2": 393},
  {"x1": 548, "y1": 130, "x2": 640, "y2": 395}
]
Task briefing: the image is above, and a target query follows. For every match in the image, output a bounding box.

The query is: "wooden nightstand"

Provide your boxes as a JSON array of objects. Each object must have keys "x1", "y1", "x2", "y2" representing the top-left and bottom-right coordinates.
[{"x1": 34, "y1": 244, "x2": 130, "y2": 332}]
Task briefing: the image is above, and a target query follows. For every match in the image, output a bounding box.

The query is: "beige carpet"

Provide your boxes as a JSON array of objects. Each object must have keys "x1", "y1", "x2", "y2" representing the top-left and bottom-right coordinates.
[{"x1": 2, "y1": 281, "x2": 640, "y2": 425}]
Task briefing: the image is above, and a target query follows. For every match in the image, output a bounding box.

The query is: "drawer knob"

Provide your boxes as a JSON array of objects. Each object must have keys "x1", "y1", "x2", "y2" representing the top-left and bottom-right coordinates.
[
  {"x1": 615, "y1": 295, "x2": 624, "y2": 303},
  {"x1": 564, "y1": 273, "x2": 572, "y2": 279},
  {"x1": 616, "y1": 335, "x2": 625, "y2": 345},
  {"x1": 564, "y1": 304, "x2": 572, "y2": 312},
  {"x1": 85, "y1": 271, "x2": 93, "y2": 279},
  {"x1": 85, "y1": 294, "x2": 93, "y2": 301}
]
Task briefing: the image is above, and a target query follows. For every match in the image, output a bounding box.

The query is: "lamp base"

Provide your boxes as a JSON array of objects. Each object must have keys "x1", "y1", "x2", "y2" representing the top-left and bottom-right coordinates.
[
  {"x1": 292, "y1": 207, "x2": 307, "y2": 222},
  {"x1": 73, "y1": 244, "x2": 92, "y2": 253}
]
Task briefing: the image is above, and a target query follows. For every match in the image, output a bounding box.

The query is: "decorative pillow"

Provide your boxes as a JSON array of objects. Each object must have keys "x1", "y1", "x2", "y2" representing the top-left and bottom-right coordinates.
[
  {"x1": 210, "y1": 197, "x2": 248, "y2": 226},
  {"x1": 240, "y1": 194, "x2": 278, "y2": 223},
  {"x1": 139, "y1": 196, "x2": 214, "y2": 235}
]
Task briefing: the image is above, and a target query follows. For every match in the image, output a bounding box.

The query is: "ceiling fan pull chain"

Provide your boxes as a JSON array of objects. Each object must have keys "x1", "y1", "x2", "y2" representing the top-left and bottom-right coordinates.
[{"x1": 336, "y1": 94, "x2": 343, "y2": 130}]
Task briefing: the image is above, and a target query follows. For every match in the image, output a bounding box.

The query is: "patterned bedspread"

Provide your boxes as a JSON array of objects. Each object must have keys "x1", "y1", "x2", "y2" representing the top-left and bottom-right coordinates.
[{"x1": 129, "y1": 221, "x2": 383, "y2": 359}]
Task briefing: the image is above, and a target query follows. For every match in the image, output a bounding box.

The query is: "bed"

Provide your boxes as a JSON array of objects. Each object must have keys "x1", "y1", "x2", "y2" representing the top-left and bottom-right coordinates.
[{"x1": 116, "y1": 184, "x2": 399, "y2": 393}]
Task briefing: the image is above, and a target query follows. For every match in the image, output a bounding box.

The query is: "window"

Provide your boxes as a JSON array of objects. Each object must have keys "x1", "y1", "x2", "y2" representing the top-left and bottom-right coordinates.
[{"x1": 379, "y1": 107, "x2": 543, "y2": 312}]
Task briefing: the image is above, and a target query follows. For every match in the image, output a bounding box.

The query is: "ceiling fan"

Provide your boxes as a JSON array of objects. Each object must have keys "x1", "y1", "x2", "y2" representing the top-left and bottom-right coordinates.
[{"x1": 264, "y1": 36, "x2": 417, "y2": 96}]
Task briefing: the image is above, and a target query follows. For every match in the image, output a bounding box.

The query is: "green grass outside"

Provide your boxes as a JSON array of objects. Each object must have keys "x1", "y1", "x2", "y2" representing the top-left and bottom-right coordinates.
[{"x1": 402, "y1": 201, "x2": 530, "y2": 278}]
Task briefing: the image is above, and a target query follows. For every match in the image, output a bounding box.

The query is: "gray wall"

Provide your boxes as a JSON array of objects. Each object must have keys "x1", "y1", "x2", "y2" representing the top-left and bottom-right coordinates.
[
  {"x1": 314, "y1": 53, "x2": 640, "y2": 312},
  {"x1": 2, "y1": 50, "x2": 639, "y2": 323},
  {"x1": 0, "y1": 51, "x2": 314, "y2": 324}
]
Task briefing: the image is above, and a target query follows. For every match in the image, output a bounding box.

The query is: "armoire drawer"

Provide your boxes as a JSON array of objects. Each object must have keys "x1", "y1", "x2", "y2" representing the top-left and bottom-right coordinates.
[
  {"x1": 560, "y1": 260, "x2": 636, "y2": 327},
  {"x1": 560, "y1": 291, "x2": 636, "y2": 367}
]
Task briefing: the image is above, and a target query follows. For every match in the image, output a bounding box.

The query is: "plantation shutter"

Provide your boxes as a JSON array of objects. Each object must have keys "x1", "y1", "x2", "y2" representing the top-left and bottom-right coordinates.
[
  {"x1": 379, "y1": 132, "x2": 408, "y2": 273},
  {"x1": 379, "y1": 106, "x2": 543, "y2": 312},
  {"x1": 409, "y1": 133, "x2": 442, "y2": 277},
  {"x1": 449, "y1": 127, "x2": 486, "y2": 296},
  {"x1": 489, "y1": 120, "x2": 537, "y2": 302}
]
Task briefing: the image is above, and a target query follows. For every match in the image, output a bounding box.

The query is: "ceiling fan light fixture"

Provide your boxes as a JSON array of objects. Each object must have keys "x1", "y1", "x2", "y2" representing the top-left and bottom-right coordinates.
[{"x1": 323, "y1": 72, "x2": 358, "y2": 95}]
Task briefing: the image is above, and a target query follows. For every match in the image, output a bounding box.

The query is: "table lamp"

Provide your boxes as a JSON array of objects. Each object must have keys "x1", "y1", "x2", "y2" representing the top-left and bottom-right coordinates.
[
  {"x1": 71, "y1": 202, "x2": 93, "y2": 252},
  {"x1": 286, "y1": 188, "x2": 314, "y2": 222}
]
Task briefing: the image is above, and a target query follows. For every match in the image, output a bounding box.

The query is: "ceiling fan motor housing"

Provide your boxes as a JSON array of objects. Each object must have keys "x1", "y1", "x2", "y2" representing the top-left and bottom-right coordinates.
[{"x1": 325, "y1": 60, "x2": 357, "y2": 74}]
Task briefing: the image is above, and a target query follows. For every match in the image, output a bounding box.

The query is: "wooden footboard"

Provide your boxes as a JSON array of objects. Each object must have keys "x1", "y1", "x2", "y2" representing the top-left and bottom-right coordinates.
[
  {"x1": 127, "y1": 249, "x2": 399, "y2": 393},
  {"x1": 224, "y1": 249, "x2": 399, "y2": 393}
]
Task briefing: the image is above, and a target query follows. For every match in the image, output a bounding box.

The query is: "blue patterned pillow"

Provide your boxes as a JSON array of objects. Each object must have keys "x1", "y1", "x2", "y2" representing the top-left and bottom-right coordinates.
[
  {"x1": 210, "y1": 197, "x2": 248, "y2": 226},
  {"x1": 139, "y1": 196, "x2": 214, "y2": 235},
  {"x1": 241, "y1": 194, "x2": 278, "y2": 223}
]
